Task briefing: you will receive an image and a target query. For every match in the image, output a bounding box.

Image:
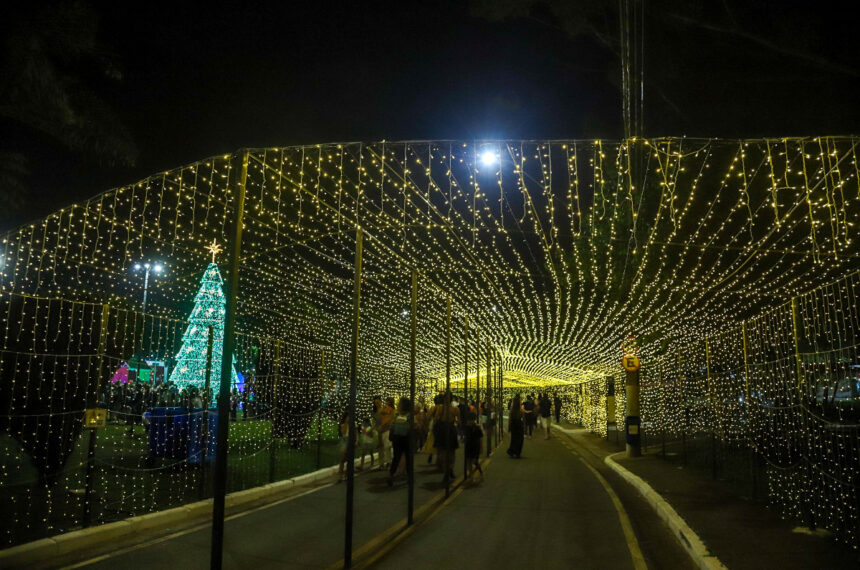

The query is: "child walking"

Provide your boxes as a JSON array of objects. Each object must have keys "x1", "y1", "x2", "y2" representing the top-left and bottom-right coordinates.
[
  {"x1": 337, "y1": 412, "x2": 353, "y2": 482},
  {"x1": 358, "y1": 417, "x2": 377, "y2": 471},
  {"x1": 464, "y1": 412, "x2": 484, "y2": 481}
]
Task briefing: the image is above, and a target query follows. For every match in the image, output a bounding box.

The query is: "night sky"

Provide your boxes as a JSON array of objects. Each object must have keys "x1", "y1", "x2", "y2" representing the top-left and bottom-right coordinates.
[{"x1": 3, "y1": 0, "x2": 859, "y2": 230}]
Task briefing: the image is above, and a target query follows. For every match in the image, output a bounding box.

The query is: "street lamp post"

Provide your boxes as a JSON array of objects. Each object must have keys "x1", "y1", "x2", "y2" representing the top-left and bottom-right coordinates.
[
  {"x1": 132, "y1": 262, "x2": 164, "y2": 383},
  {"x1": 133, "y1": 262, "x2": 164, "y2": 314}
]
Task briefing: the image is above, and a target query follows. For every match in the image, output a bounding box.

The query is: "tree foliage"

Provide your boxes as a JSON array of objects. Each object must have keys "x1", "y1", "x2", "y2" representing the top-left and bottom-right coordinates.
[{"x1": 0, "y1": 1, "x2": 137, "y2": 220}]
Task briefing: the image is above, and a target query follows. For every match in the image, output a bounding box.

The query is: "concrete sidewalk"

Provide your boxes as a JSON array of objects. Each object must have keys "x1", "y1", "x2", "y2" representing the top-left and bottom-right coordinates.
[{"x1": 559, "y1": 425, "x2": 859, "y2": 570}]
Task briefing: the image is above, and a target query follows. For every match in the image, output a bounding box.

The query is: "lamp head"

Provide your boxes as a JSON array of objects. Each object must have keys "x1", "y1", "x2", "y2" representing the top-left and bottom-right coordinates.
[{"x1": 480, "y1": 150, "x2": 497, "y2": 167}]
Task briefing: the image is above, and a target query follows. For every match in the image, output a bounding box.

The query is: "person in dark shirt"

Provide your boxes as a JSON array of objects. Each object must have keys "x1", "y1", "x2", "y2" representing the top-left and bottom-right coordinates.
[
  {"x1": 464, "y1": 412, "x2": 484, "y2": 480},
  {"x1": 522, "y1": 395, "x2": 536, "y2": 438}
]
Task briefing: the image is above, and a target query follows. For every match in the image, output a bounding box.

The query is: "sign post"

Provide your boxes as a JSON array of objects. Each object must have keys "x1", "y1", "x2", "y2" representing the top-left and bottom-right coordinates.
[
  {"x1": 606, "y1": 376, "x2": 616, "y2": 441},
  {"x1": 622, "y1": 351, "x2": 641, "y2": 458},
  {"x1": 82, "y1": 408, "x2": 107, "y2": 527}
]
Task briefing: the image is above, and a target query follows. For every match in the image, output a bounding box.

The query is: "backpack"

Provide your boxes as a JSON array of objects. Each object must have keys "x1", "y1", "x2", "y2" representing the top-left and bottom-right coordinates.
[
  {"x1": 360, "y1": 427, "x2": 376, "y2": 446},
  {"x1": 391, "y1": 414, "x2": 409, "y2": 437}
]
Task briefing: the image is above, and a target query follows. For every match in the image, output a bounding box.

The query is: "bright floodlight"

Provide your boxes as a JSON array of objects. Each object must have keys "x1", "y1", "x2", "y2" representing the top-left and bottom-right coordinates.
[
  {"x1": 480, "y1": 150, "x2": 497, "y2": 167},
  {"x1": 154, "y1": 264, "x2": 163, "y2": 273},
  {"x1": 134, "y1": 263, "x2": 142, "y2": 270}
]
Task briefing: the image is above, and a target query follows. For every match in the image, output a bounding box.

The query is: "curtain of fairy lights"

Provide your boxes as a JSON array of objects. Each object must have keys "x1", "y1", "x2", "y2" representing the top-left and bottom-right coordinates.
[{"x1": 1, "y1": 137, "x2": 859, "y2": 547}]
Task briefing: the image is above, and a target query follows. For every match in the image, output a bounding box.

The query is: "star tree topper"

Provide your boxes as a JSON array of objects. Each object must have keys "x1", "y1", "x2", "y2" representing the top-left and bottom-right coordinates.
[{"x1": 206, "y1": 239, "x2": 223, "y2": 263}]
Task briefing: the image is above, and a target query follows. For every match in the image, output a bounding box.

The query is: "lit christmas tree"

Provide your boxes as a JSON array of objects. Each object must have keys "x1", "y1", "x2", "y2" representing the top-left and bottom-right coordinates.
[{"x1": 168, "y1": 239, "x2": 239, "y2": 393}]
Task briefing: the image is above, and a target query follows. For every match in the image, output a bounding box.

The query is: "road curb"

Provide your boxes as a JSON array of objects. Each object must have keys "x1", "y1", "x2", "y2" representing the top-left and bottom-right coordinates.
[
  {"x1": 0, "y1": 460, "x2": 349, "y2": 569},
  {"x1": 604, "y1": 451, "x2": 727, "y2": 570}
]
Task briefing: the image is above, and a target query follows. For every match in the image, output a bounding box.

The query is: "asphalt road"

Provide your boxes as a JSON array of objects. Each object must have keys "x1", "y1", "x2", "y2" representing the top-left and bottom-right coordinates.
[
  {"x1": 376, "y1": 433, "x2": 644, "y2": 570},
  {"x1": 73, "y1": 451, "x2": 466, "y2": 570},
  {"x1": 69, "y1": 430, "x2": 690, "y2": 570}
]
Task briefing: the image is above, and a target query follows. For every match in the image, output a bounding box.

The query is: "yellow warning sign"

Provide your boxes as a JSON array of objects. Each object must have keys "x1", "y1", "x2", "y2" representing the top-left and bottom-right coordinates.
[
  {"x1": 621, "y1": 354, "x2": 641, "y2": 372},
  {"x1": 84, "y1": 408, "x2": 108, "y2": 429}
]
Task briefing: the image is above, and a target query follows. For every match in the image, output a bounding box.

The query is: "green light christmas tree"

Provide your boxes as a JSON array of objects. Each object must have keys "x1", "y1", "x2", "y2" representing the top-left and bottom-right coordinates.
[{"x1": 168, "y1": 239, "x2": 239, "y2": 394}]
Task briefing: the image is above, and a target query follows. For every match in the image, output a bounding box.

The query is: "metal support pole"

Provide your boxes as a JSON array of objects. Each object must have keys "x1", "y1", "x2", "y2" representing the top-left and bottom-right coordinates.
[
  {"x1": 93, "y1": 303, "x2": 110, "y2": 404},
  {"x1": 202, "y1": 326, "x2": 214, "y2": 497},
  {"x1": 463, "y1": 315, "x2": 468, "y2": 481},
  {"x1": 499, "y1": 354, "x2": 504, "y2": 445},
  {"x1": 741, "y1": 322, "x2": 756, "y2": 498},
  {"x1": 83, "y1": 428, "x2": 97, "y2": 527},
  {"x1": 134, "y1": 266, "x2": 151, "y2": 386},
  {"x1": 496, "y1": 353, "x2": 501, "y2": 445},
  {"x1": 445, "y1": 297, "x2": 451, "y2": 395},
  {"x1": 316, "y1": 350, "x2": 325, "y2": 470},
  {"x1": 269, "y1": 339, "x2": 281, "y2": 482},
  {"x1": 475, "y1": 328, "x2": 480, "y2": 405},
  {"x1": 464, "y1": 315, "x2": 469, "y2": 404},
  {"x1": 678, "y1": 348, "x2": 686, "y2": 466},
  {"x1": 444, "y1": 295, "x2": 451, "y2": 496},
  {"x1": 742, "y1": 322, "x2": 750, "y2": 401},
  {"x1": 625, "y1": 366, "x2": 641, "y2": 458},
  {"x1": 659, "y1": 362, "x2": 666, "y2": 459},
  {"x1": 210, "y1": 151, "x2": 248, "y2": 570},
  {"x1": 83, "y1": 304, "x2": 110, "y2": 527},
  {"x1": 408, "y1": 269, "x2": 417, "y2": 525},
  {"x1": 705, "y1": 337, "x2": 716, "y2": 479},
  {"x1": 344, "y1": 228, "x2": 363, "y2": 568},
  {"x1": 486, "y1": 339, "x2": 491, "y2": 457},
  {"x1": 790, "y1": 298, "x2": 805, "y2": 391},
  {"x1": 790, "y1": 297, "x2": 815, "y2": 530}
]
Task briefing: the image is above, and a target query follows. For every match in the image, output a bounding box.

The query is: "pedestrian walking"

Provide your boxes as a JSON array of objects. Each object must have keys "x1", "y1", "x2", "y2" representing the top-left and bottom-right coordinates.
[
  {"x1": 230, "y1": 388, "x2": 239, "y2": 421},
  {"x1": 432, "y1": 391, "x2": 460, "y2": 483},
  {"x1": 464, "y1": 412, "x2": 484, "y2": 480},
  {"x1": 507, "y1": 395, "x2": 524, "y2": 458},
  {"x1": 373, "y1": 396, "x2": 395, "y2": 470},
  {"x1": 337, "y1": 412, "x2": 354, "y2": 482},
  {"x1": 539, "y1": 393, "x2": 552, "y2": 439},
  {"x1": 358, "y1": 418, "x2": 376, "y2": 471},
  {"x1": 387, "y1": 397, "x2": 413, "y2": 486},
  {"x1": 423, "y1": 393, "x2": 443, "y2": 464},
  {"x1": 415, "y1": 401, "x2": 429, "y2": 451},
  {"x1": 523, "y1": 394, "x2": 536, "y2": 438}
]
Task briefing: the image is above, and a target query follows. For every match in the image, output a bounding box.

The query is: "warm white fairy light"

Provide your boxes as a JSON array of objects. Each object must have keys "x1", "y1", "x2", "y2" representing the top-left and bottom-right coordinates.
[{"x1": 0, "y1": 137, "x2": 858, "y2": 548}]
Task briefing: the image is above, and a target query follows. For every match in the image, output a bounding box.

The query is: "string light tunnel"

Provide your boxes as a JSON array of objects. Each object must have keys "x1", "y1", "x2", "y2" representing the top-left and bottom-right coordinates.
[{"x1": 0, "y1": 137, "x2": 858, "y2": 549}]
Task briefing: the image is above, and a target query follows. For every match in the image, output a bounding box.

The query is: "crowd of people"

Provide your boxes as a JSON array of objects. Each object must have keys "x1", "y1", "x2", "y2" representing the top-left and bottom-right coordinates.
[
  {"x1": 507, "y1": 393, "x2": 562, "y2": 458},
  {"x1": 337, "y1": 391, "x2": 493, "y2": 486},
  {"x1": 99, "y1": 379, "x2": 263, "y2": 434}
]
